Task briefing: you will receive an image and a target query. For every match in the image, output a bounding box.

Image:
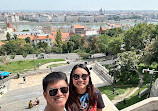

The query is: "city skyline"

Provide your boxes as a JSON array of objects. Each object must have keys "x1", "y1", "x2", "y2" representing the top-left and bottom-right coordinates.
[{"x1": 0, "y1": 0, "x2": 158, "y2": 11}]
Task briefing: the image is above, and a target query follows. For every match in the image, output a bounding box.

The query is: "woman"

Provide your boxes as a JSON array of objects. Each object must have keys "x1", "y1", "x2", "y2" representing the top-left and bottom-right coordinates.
[{"x1": 66, "y1": 64, "x2": 105, "y2": 111}]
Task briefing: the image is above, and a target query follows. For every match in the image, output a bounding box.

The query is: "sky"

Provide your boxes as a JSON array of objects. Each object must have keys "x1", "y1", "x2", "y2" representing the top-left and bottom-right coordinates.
[{"x1": 0, "y1": 0, "x2": 158, "y2": 11}]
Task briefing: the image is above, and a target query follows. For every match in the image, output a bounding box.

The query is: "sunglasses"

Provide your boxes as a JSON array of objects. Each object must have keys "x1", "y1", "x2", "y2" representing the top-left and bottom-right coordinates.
[
  {"x1": 49, "y1": 87, "x2": 69, "y2": 96},
  {"x1": 73, "y1": 74, "x2": 89, "y2": 80}
]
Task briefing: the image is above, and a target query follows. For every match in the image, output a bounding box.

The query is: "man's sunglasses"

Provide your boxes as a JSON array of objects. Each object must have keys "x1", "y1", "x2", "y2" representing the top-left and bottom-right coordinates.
[
  {"x1": 49, "y1": 87, "x2": 69, "y2": 96},
  {"x1": 73, "y1": 74, "x2": 89, "y2": 80}
]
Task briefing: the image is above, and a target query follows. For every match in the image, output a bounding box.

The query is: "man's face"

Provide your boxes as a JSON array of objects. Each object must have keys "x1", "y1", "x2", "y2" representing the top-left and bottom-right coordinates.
[{"x1": 43, "y1": 80, "x2": 69, "y2": 109}]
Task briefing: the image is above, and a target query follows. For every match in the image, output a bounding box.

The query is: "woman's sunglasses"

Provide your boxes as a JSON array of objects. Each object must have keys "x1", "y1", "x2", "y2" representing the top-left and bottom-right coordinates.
[
  {"x1": 73, "y1": 74, "x2": 89, "y2": 80},
  {"x1": 49, "y1": 87, "x2": 69, "y2": 96}
]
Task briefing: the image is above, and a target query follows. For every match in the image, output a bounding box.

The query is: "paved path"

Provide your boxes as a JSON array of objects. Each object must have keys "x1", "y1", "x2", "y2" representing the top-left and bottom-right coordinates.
[
  {"x1": 111, "y1": 87, "x2": 139, "y2": 104},
  {"x1": 111, "y1": 69, "x2": 144, "y2": 105},
  {"x1": 39, "y1": 61, "x2": 68, "y2": 70}
]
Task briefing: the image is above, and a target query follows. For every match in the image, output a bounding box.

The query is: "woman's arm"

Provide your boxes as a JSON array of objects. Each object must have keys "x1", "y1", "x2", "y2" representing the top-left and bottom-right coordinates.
[{"x1": 97, "y1": 108, "x2": 102, "y2": 111}]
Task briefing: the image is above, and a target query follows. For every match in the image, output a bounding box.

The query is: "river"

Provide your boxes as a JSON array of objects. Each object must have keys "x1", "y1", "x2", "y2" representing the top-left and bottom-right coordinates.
[{"x1": 0, "y1": 19, "x2": 155, "y2": 32}]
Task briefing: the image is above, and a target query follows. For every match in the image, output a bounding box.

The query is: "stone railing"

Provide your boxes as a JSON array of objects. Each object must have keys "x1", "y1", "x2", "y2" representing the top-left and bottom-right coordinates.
[
  {"x1": 121, "y1": 97, "x2": 158, "y2": 111},
  {"x1": 93, "y1": 62, "x2": 113, "y2": 84},
  {"x1": 0, "y1": 80, "x2": 10, "y2": 98},
  {"x1": 102, "y1": 94, "x2": 119, "y2": 111}
]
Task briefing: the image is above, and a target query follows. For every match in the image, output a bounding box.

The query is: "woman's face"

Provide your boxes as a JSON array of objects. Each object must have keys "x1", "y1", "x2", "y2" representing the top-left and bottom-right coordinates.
[{"x1": 72, "y1": 67, "x2": 89, "y2": 93}]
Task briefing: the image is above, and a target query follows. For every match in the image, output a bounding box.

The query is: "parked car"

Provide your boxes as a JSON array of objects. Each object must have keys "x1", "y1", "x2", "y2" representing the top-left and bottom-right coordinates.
[
  {"x1": 37, "y1": 53, "x2": 44, "y2": 59},
  {"x1": 0, "y1": 71, "x2": 11, "y2": 79}
]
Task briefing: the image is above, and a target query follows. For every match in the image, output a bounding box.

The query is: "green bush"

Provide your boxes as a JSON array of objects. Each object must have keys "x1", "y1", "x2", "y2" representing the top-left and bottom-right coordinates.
[
  {"x1": 77, "y1": 51, "x2": 90, "y2": 59},
  {"x1": 10, "y1": 54, "x2": 15, "y2": 59},
  {"x1": 52, "y1": 47, "x2": 62, "y2": 53}
]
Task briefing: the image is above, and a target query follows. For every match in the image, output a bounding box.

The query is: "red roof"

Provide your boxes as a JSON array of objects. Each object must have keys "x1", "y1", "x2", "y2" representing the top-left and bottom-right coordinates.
[
  {"x1": 62, "y1": 33, "x2": 70, "y2": 41},
  {"x1": 73, "y1": 24, "x2": 84, "y2": 29},
  {"x1": 17, "y1": 31, "x2": 69, "y2": 42},
  {"x1": 32, "y1": 34, "x2": 53, "y2": 41},
  {"x1": 102, "y1": 28, "x2": 111, "y2": 30}
]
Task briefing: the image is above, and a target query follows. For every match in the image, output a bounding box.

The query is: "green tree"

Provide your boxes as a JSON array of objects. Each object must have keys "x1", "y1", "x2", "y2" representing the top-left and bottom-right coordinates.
[
  {"x1": 13, "y1": 34, "x2": 17, "y2": 39},
  {"x1": 124, "y1": 23, "x2": 154, "y2": 51},
  {"x1": 55, "y1": 29, "x2": 62, "y2": 48},
  {"x1": 0, "y1": 55, "x2": 10, "y2": 70},
  {"x1": 105, "y1": 27, "x2": 124, "y2": 37},
  {"x1": 62, "y1": 41, "x2": 68, "y2": 53},
  {"x1": 142, "y1": 39, "x2": 158, "y2": 65},
  {"x1": 67, "y1": 41, "x2": 75, "y2": 53},
  {"x1": 36, "y1": 41, "x2": 48, "y2": 52},
  {"x1": 6, "y1": 32, "x2": 11, "y2": 41},
  {"x1": 69, "y1": 34, "x2": 82, "y2": 50},
  {"x1": 108, "y1": 36, "x2": 123, "y2": 55},
  {"x1": 25, "y1": 37, "x2": 31, "y2": 43},
  {"x1": 110, "y1": 51, "x2": 141, "y2": 83},
  {"x1": 0, "y1": 39, "x2": 33, "y2": 55},
  {"x1": 97, "y1": 34, "x2": 111, "y2": 53},
  {"x1": 88, "y1": 36, "x2": 99, "y2": 53},
  {"x1": 81, "y1": 36, "x2": 89, "y2": 51},
  {"x1": 22, "y1": 29, "x2": 29, "y2": 32}
]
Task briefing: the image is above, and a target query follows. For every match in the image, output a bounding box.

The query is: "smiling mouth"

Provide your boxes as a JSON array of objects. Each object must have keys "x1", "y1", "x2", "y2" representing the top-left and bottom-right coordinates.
[
  {"x1": 55, "y1": 97, "x2": 64, "y2": 101},
  {"x1": 77, "y1": 82, "x2": 84, "y2": 85}
]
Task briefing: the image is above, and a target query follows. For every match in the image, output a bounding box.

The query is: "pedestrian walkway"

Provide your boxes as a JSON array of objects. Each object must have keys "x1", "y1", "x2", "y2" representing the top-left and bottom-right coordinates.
[
  {"x1": 111, "y1": 87, "x2": 139, "y2": 104},
  {"x1": 9, "y1": 73, "x2": 48, "y2": 91},
  {"x1": 9, "y1": 64, "x2": 108, "y2": 91}
]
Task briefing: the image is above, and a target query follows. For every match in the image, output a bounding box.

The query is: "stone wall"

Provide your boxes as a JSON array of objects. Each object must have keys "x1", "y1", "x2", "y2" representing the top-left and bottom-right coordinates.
[
  {"x1": 150, "y1": 78, "x2": 158, "y2": 97},
  {"x1": 121, "y1": 97, "x2": 158, "y2": 111}
]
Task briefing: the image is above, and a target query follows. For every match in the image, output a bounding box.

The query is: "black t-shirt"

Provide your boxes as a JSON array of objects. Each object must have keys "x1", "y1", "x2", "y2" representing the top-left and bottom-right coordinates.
[
  {"x1": 96, "y1": 88, "x2": 105, "y2": 108},
  {"x1": 78, "y1": 88, "x2": 105, "y2": 110}
]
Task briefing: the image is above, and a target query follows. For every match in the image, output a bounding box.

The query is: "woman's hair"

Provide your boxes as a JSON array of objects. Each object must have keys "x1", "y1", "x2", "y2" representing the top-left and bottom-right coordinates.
[{"x1": 66, "y1": 64, "x2": 97, "y2": 110}]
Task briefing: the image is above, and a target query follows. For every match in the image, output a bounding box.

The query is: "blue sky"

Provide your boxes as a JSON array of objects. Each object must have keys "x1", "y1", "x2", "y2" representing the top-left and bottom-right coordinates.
[{"x1": 0, "y1": 0, "x2": 158, "y2": 11}]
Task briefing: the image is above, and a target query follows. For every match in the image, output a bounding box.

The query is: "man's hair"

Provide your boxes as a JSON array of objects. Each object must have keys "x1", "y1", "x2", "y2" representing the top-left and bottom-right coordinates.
[{"x1": 43, "y1": 72, "x2": 68, "y2": 92}]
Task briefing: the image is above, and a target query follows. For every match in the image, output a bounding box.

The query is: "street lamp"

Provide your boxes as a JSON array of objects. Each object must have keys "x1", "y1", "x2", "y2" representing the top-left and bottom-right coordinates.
[
  {"x1": 148, "y1": 69, "x2": 154, "y2": 98},
  {"x1": 138, "y1": 78, "x2": 143, "y2": 96},
  {"x1": 33, "y1": 54, "x2": 36, "y2": 71},
  {"x1": 142, "y1": 68, "x2": 158, "y2": 98}
]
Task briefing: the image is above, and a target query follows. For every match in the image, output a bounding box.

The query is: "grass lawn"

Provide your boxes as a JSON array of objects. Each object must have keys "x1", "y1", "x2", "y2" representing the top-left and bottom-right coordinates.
[
  {"x1": 115, "y1": 88, "x2": 148, "y2": 110},
  {"x1": 99, "y1": 85, "x2": 135, "y2": 100},
  {"x1": 99, "y1": 85, "x2": 148, "y2": 110},
  {"x1": 0, "y1": 59, "x2": 65, "y2": 73}
]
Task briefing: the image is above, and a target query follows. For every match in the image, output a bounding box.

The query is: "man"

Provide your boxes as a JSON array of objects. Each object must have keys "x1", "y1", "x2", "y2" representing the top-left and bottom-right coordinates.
[
  {"x1": 23, "y1": 76, "x2": 26, "y2": 83},
  {"x1": 28, "y1": 100, "x2": 34, "y2": 109},
  {"x1": 43, "y1": 72, "x2": 69, "y2": 111},
  {"x1": 35, "y1": 97, "x2": 40, "y2": 105}
]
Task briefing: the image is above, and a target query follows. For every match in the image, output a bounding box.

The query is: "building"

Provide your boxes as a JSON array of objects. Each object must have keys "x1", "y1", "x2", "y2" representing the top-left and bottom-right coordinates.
[
  {"x1": 98, "y1": 26, "x2": 111, "y2": 34},
  {"x1": 71, "y1": 24, "x2": 85, "y2": 34},
  {"x1": 31, "y1": 34, "x2": 54, "y2": 46},
  {"x1": 85, "y1": 29, "x2": 98, "y2": 37},
  {"x1": 78, "y1": 16, "x2": 94, "y2": 22},
  {"x1": 65, "y1": 16, "x2": 78, "y2": 22}
]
